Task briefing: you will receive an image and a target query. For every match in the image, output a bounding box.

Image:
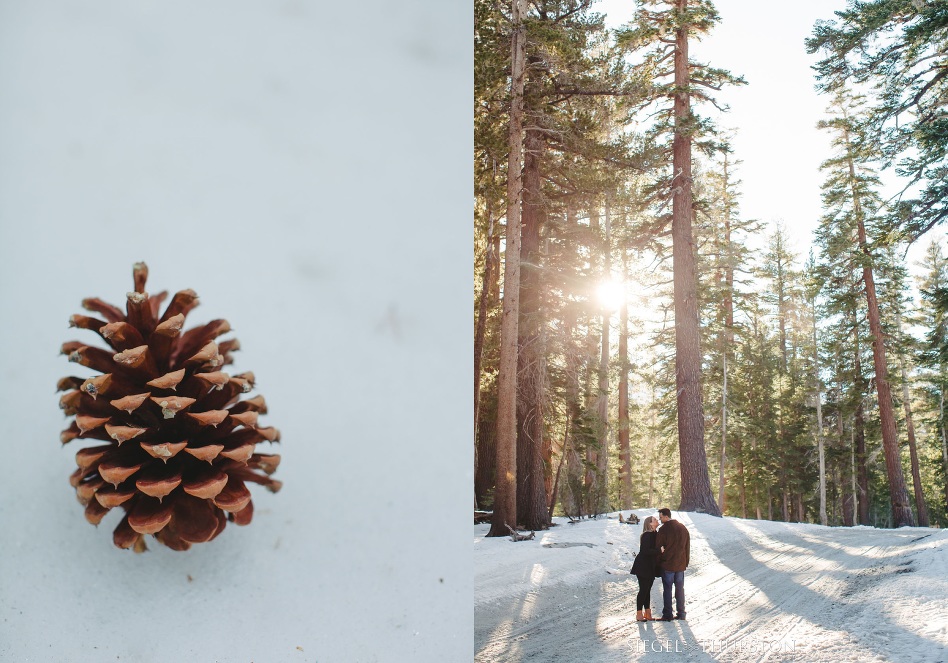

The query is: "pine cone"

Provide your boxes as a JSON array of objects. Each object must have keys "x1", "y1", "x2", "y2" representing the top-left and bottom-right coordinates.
[{"x1": 58, "y1": 262, "x2": 281, "y2": 552}]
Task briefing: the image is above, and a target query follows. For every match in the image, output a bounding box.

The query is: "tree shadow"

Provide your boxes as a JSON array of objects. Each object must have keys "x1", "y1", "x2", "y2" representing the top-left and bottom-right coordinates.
[{"x1": 704, "y1": 516, "x2": 943, "y2": 660}]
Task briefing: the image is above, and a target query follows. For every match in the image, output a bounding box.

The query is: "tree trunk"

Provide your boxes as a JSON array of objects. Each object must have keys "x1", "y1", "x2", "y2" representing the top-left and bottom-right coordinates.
[
  {"x1": 718, "y1": 351, "x2": 727, "y2": 512},
  {"x1": 894, "y1": 307, "x2": 929, "y2": 526},
  {"x1": 488, "y1": 0, "x2": 526, "y2": 537},
  {"x1": 515, "y1": 85, "x2": 550, "y2": 532},
  {"x1": 672, "y1": 0, "x2": 720, "y2": 516},
  {"x1": 814, "y1": 301, "x2": 827, "y2": 526},
  {"x1": 842, "y1": 450, "x2": 855, "y2": 527},
  {"x1": 595, "y1": 312, "x2": 610, "y2": 513},
  {"x1": 474, "y1": 208, "x2": 496, "y2": 504},
  {"x1": 594, "y1": 202, "x2": 611, "y2": 515},
  {"x1": 618, "y1": 251, "x2": 633, "y2": 509},
  {"x1": 561, "y1": 213, "x2": 584, "y2": 519},
  {"x1": 852, "y1": 308, "x2": 871, "y2": 526},
  {"x1": 855, "y1": 397, "x2": 870, "y2": 525},
  {"x1": 940, "y1": 388, "x2": 948, "y2": 515},
  {"x1": 549, "y1": 417, "x2": 570, "y2": 521},
  {"x1": 475, "y1": 419, "x2": 496, "y2": 509},
  {"x1": 648, "y1": 381, "x2": 657, "y2": 507},
  {"x1": 583, "y1": 315, "x2": 598, "y2": 515},
  {"x1": 734, "y1": 434, "x2": 746, "y2": 518},
  {"x1": 854, "y1": 221, "x2": 915, "y2": 527},
  {"x1": 775, "y1": 234, "x2": 789, "y2": 373},
  {"x1": 718, "y1": 165, "x2": 734, "y2": 516},
  {"x1": 842, "y1": 124, "x2": 914, "y2": 527}
]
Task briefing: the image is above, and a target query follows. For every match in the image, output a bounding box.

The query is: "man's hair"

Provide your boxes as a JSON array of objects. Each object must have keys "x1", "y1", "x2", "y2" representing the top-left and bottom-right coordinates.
[{"x1": 658, "y1": 508, "x2": 672, "y2": 518}]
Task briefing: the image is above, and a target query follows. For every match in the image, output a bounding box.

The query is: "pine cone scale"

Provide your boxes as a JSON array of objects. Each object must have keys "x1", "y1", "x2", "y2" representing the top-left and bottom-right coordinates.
[
  {"x1": 172, "y1": 495, "x2": 222, "y2": 543},
  {"x1": 98, "y1": 459, "x2": 145, "y2": 487},
  {"x1": 212, "y1": 477, "x2": 251, "y2": 512},
  {"x1": 111, "y1": 393, "x2": 152, "y2": 414},
  {"x1": 82, "y1": 297, "x2": 125, "y2": 323},
  {"x1": 135, "y1": 470, "x2": 182, "y2": 500},
  {"x1": 101, "y1": 322, "x2": 145, "y2": 351},
  {"x1": 75, "y1": 445, "x2": 112, "y2": 469},
  {"x1": 230, "y1": 499, "x2": 253, "y2": 526},
  {"x1": 127, "y1": 496, "x2": 174, "y2": 534},
  {"x1": 146, "y1": 368, "x2": 186, "y2": 391},
  {"x1": 125, "y1": 291, "x2": 157, "y2": 334},
  {"x1": 182, "y1": 466, "x2": 229, "y2": 499},
  {"x1": 184, "y1": 444, "x2": 224, "y2": 462},
  {"x1": 95, "y1": 485, "x2": 136, "y2": 507},
  {"x1": 85, "y1": 499, "x2": 110, "y2": 525}
]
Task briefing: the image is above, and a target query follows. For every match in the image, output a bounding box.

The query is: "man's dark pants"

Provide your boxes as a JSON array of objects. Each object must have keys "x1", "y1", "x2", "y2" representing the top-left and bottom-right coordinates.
[{"x1": 660, "y1": 570, "x2": 685, "y2": 619}]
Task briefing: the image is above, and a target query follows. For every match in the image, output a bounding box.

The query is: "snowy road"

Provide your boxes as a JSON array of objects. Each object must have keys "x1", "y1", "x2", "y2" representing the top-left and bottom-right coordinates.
[{"x1": 475, "y1": 512, "x2": 948, "y2": 662}]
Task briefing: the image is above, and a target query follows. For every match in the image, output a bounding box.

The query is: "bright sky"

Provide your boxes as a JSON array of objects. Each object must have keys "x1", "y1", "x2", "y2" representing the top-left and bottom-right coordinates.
[{"x1": 595, "y1": 0, "x2": 939, "y2": 270}]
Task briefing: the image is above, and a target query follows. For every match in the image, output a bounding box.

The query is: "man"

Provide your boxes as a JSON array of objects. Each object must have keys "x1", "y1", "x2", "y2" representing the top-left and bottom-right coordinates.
[{"x1": 655, "y1": 507, "x2": 690, "y2": 621}]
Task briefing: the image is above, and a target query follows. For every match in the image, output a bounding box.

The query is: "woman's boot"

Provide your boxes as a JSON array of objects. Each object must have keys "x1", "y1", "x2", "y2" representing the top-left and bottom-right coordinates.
[
  {"x1": 635, "y1": 610, "x2": 645, "y2": 622},
  {"x1": 644, "y1": 609, "x2": 653, "y2": 620}
]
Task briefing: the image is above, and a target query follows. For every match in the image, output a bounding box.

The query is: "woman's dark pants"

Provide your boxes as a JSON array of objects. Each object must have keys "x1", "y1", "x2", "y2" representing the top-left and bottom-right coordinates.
[{"x1": 635, "y1": 574, "x2": 655, "y2": 610}]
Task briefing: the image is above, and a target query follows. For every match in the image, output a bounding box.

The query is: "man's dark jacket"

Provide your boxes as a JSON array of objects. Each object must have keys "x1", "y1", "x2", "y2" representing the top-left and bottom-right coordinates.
[{"x1": 655, "y1": 519, "x2": 690, "y2": 572}]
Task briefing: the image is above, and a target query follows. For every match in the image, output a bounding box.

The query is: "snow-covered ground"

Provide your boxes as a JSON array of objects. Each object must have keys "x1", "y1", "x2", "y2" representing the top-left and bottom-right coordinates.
[{"x1": 475, "y1": 512, "x2": 948, "y2": 662}]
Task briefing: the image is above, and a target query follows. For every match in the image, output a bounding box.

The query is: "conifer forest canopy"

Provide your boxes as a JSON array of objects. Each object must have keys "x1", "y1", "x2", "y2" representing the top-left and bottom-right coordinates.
[{"x1": 474, "y1": 0, "x2": 948, "y2": 533}]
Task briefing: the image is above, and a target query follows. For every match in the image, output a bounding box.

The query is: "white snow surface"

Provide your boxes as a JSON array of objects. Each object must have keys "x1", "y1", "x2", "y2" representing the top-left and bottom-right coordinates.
[
  {"x1": 475, "y1": 512, "x2": 948, "y2": 662},
  {"x1": 0, "y1": 2, "x2": 471, "y2": 661}
]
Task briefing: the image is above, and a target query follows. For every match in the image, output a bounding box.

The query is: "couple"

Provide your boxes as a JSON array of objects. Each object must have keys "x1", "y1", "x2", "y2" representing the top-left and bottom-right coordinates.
[{"x1": 630, "y1": 507, "x2": 690, "y2": 622}]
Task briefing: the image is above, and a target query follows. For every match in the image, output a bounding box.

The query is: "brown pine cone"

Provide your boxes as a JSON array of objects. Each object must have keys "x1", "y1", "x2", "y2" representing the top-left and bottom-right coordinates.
[{"x1": 58, "y1": 262, "x2": 281, "y2": 551}]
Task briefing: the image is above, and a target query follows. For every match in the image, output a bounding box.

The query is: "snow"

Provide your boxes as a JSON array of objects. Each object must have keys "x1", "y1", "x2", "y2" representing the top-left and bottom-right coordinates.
[
  {"x1": 475, "y1": 512, "x2": 948, "y2": 662},
  {"x1": 0, "y1": 1, "x2": 471, "y2": 661}
]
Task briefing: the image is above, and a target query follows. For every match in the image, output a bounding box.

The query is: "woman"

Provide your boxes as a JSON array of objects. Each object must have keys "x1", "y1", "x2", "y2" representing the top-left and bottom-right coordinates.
[{"x1": 630, "y1": 515, "x2": 660, "y2": 622}]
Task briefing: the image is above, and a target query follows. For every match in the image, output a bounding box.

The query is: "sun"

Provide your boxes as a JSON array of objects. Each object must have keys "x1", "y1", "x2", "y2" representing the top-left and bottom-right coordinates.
[{"x1": 596, "y1": 279, "x2": 625, "y2": 311}]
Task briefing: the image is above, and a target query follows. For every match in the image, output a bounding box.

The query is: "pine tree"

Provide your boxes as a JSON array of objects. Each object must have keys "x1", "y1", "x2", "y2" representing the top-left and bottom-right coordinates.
[
  {"x1": 474, "y1": 0, "x2": 510, "y2": 512},
  {"x1": 615, "y1": 0, "x2": 744, "y2": 516},
  {"x1": 692, "y1": 144, "x2": 759, "y2": 516},
  {"x1": 808, "y1": 0, "x2": 948, "y2": 240},
  {"x1": 805, "y1": 253, "x2": 828, "y2": 526},
  {"x1": 729, "y1": 299, "x2": 779, "y2": 520},
  {"x1": 757, "y1": 226, "x2": 813, "y2": 522},
  {"x1": 816, "y1": 91, "x2": 915, "y2": 527},
  {"x1": 488, "y1": 0, "x2": 527, "y2": 538},
  {"x1": 617, "y1": 244, "x2": 634, "y2": 509},
  {"x1": 916, "y1": 239, "x2": 948, "y2": 521},
  {"x1": 878, "y1": 244, "x2": 930, "y2": 526}
]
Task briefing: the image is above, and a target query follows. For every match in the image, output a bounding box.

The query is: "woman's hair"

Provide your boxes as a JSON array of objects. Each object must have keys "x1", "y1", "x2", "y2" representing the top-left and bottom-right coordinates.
[{"x1": 642, "y1": 516, "x2": 658, "y2": 533}]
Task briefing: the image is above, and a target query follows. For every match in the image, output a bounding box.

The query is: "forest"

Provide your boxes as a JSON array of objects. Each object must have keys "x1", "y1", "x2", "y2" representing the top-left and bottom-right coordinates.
[{"x1": 474, "y1": 0, "x2": 948, "y2": 534}]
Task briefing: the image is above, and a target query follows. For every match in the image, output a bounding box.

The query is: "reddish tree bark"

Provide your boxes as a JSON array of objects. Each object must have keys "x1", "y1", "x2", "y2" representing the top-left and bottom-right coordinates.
[
  {"x1": 848, "y1": 140, "x2": 914, "y2": 527},
  {"x1": 488, "y1": 0, "x2": 527, "y2": 537},
  {"x1": 855, "y1": 218, "x2": 915, "y2": 527},
  {"x1": 853, "y1": 334, "x2": 871, "y2": 526},
  {"x1": 618, "y1": 252, "x2": 633, "y2": 509},
  {"x1": 671, "y1": 0, "x2": 720, "y2": 516},
  {"x1": 515, "y1": 115, "x2": 550, "y2": 531},
  {"x1": 895, "y1": 307, "x2": 929, "y2": 526}
]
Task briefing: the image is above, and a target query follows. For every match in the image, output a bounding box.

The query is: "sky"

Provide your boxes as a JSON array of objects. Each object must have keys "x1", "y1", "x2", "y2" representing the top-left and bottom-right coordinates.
[{"x1": 595, "y1": 0, "x2": 941, "y2": 272}]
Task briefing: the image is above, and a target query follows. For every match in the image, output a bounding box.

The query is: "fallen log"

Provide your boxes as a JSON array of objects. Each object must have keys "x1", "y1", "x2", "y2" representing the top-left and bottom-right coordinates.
[{"x1": 506, "y1": 524, "x2": 535, "y2": 542}]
